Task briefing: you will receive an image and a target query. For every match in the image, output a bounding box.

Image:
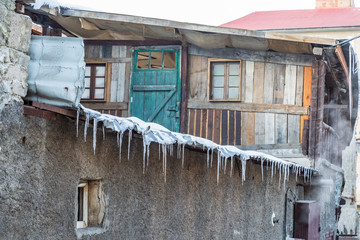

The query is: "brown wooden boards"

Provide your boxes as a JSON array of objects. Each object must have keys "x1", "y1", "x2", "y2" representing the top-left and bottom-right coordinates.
[
  {"x1": 253, "y1": 62, "x2": 265, "y2": 104},
  {"x1": 284, "y1": 65, "x2": 297, "y2": 105},
  {"x1": 244, "y1": 61, "x2": 254, "y2": 103},
  {"x1": 263, "y1": 63, "x2": 275, "y2": 104},
  {"x1": 264, "y1": 113, "x2": 275, "y2": 144},
  {"x1": 188, "y1": 55, "x2": 208, "y2": 101},
  {"x1": 300, "y1": 66, "x2": 312, "y2": 142},
  {"x1": 273, "y1": 64, "x2": 286, "y2": 104},
  {"x1": 275, "y1": 113, "x2": 287, "y2": 144},
  {"x1": 241, "y1": 112, "x2": 255, "y2": 145},
  {"x1": 255, "y1": 113, "x2": 265, "y2": 144}
]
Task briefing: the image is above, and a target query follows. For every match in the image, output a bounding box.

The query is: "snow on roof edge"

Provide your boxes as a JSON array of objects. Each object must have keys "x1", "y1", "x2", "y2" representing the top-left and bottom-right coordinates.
[{"x1": 77, "y1": 104, "x2": 316, "y2": 185}]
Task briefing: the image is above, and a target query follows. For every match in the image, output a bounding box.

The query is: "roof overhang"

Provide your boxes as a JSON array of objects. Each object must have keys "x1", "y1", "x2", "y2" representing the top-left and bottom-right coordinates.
[{"x1": 25, "y1": 6, "x2": 338, "y2": 54}]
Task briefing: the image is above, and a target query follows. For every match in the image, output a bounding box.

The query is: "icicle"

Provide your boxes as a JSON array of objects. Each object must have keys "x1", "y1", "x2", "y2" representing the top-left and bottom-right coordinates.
[
  {"x1": 159, "y1": 144, "x2": 161, "y2": 161},
  {"x1": 76, "y1": 108, "x2": 80, "y2": 137},
  {"x1": 118, "y1": 132, "x2": 124, "y2": 162},
  {"x1": 210, "y1": 148, "x2": 214, "y2": 168},
  {"x1": 93, "y1": 118, "x2": 98, "y2": 154},
  {"x1": 164, "y1": 145, "x2": 167, "y2": 183},
  {"x1": 127, "y1": 130, "x2": 132, "y2": 161},
  {"x1": 162, "y1": 145, "x2": 165, "y2": 173},
  {"x1": 241, "y1": 159, "x2": 246, "y2": 184},
  {"x1": 261, "y1": 159, "x2": 264, "y2": 181},
  {"x1": 224, "y1": 157, "x2": 227, "y2": 174},
  {"x1": 230, "y1": 156, "x2": 234, "y2": 178},
  {"x1": 217, "y1": 152, "x2": 221, "y2": 184},
  {"x1": 177, "y1": 144, "x2": 181, "y2": 159},
  {"x1": 271, "y1": 161, "x2": 274, "y2": 183},
  {"x1": 206, "y1": 148, "x2": 210, "y2": 168},
  {"x1": 102, "y1": 125, "x2": 105, "y2": 140},
  {"x1": 181, "y1": 144, "x2": 185, "y2": 168},
  {"x1": 170, "y1": 144, "x2": 173, "y2": 156},
  {"x1": 283, "y1": 165, "x2": 287, "y2": 190},
  {"x1": 287, "y1": 165, "x2": 290, "y2": 182},
  {"x1": 143, "y1": 140, "x2": 146, "y2": 174},
  {"x1": 278, "y1": 164, "x2": 282, "y2": 189},
  {"x1": 147, "y1": 144, "x2": 150, "y2": 167},
  {"x1": 161, "y1": 144, "x2": 167, "y2": 182},
  {"x1": 84, "y1": 112, "x2": 90, "y2": 142}
]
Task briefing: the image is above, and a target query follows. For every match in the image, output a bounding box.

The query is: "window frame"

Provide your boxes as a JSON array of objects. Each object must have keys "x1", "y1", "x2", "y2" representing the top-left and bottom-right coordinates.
[
  {"x1": 208, "y1": 58, "x2": 242, "y2": 101},
  {"x1": 134, "y1": 49, "x2": 178, "y2": 71},
  {"x1": 81, "y1": 62, "x2": 111, "y2": 102},
  {"x1": 77, "y1": 182, "x2": 89, "y2": 229}
]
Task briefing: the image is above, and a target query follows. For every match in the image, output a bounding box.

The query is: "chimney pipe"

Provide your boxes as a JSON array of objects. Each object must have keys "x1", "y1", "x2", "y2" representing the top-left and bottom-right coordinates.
[{"x1": 316, "y1": 0, "x2": 355, "y2": 8}]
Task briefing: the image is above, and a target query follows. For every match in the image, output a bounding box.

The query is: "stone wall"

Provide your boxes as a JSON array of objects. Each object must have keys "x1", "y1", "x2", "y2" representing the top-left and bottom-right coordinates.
[{"x1": 0, "y1": 0, "x2": 31, "y2": 105}]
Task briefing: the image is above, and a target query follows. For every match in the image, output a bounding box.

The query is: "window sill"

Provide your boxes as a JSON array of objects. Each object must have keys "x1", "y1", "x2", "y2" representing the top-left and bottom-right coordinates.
[
  {"x1": 208, "y1": 99, "x2": 242, "y2": 102},
  {"x1": 76, "y1": 226, "x2": 106, "y2": 238},
  {"x1": 80, "y1": 100, "x2": 107, "y2": 103}
]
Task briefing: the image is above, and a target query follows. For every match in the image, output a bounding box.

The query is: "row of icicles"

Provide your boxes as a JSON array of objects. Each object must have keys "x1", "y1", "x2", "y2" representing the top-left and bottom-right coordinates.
[{"x1": 76, "y1": 105, "x2": 314, "y2": 188}]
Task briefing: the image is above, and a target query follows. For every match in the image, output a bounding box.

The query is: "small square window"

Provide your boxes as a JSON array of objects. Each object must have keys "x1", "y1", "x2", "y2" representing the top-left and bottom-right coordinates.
[
  {"x1": 77, "y1": 180, "x2": 105, "y2": 229},
  {"x1": 209, "y1": 60, "x2": 241, "y2": 101},
  {"x1": 81, "y1": 63, "x2": 108, "y2": 101}
]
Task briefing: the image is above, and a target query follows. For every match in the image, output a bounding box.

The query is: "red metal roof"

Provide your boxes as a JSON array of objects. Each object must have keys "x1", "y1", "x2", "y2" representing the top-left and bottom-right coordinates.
[{"x1": 221, "y1": 8, "x2": 360, "y2": 30}]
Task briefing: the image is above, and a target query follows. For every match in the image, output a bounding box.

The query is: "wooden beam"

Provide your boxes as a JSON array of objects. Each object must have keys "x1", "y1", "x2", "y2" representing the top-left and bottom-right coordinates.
[
  {"x1": 180, "y1": 46, "x2": 188, "y2": 133},
  {"x1": 335, "y1": 45, "x2": 349, "y2": 87},
  {"x1": 84, "y1": 40, "x2": 182, "y2": 46},
  {"x1": 188, "y1": 45, "x2": 314, "y2": 66},
  {"x1": 85, "y1": 57, "x2": 132, "y2": 63},
  {"x1": 81, "y1": 102, "x2": 128, "y2": 110},
  {"x1": 23, "y1": 106, "x2": 57, "y2": 120},
  {"x1": 187, "y1": 100, "x2": 308, "y2": 115},
  {"x1": 302, "y1": 119, "x2": 309, "y2": 155},
  {"x1": 308, "y1": 60, "x2": 326, "y2": 166},
  {"x1": 323, "y1": 104, "x2": 348, "y2": 109},
  {"x1": 31, "y1": 102, "x2": 79, "y2": 119}
]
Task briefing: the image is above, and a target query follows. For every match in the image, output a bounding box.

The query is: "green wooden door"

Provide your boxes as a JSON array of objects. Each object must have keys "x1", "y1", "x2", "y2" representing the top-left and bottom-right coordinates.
[{"x1": 130, "y1": 49, "x2": 181, "y2": 132}]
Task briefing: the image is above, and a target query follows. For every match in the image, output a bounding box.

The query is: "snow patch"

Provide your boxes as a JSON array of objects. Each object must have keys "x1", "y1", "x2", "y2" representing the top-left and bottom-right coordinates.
[{"x1": 77, "y1": 104, "x2": 316, "y2": 186}]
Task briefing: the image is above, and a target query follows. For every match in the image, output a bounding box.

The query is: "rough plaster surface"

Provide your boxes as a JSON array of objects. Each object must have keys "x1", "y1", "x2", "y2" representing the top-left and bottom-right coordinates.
[{"x1": 0, "y1": 103, "x2": 304, "y2": 239}]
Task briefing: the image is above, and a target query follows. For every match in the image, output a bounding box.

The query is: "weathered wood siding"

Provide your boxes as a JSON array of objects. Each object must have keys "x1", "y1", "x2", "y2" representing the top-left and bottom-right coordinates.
[
  {"x1": 187, "y1": 54, "x2": 311, "y2": 146},
  {"x1": 84, "y1": 45, "x2": 131, "y2": 116}
]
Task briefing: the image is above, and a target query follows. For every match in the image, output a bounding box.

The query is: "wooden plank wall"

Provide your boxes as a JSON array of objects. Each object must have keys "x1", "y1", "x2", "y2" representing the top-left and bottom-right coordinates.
[
  {"x1": 84, "y1": 45, "x2": 131, "y2": 116},
  {"x1": 85, "y1": 45, "x2": 131, "y2": 103},
  {"x1": 95, "y1": 109, "x2": 124, "y2": 117},
  {"x1": 187, "y1": 54, "x2": 310, "y2": 146}
]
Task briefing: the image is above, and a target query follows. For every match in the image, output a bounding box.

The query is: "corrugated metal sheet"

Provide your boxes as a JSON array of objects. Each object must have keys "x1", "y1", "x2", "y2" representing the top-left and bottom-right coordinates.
[{"x1": 26, "y1": 35, "x2": 85, "y2": 108}]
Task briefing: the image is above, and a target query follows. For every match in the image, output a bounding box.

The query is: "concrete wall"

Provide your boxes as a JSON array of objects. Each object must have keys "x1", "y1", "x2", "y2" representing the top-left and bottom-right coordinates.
[{"x1": 1, "y1": 104, "x2": 305, "y2": 239}]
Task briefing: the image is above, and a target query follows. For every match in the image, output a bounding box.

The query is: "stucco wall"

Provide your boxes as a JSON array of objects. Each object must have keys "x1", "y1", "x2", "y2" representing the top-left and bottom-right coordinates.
[{"x1": 0, "y1": 100, "x2": 307, "y2": 239}]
